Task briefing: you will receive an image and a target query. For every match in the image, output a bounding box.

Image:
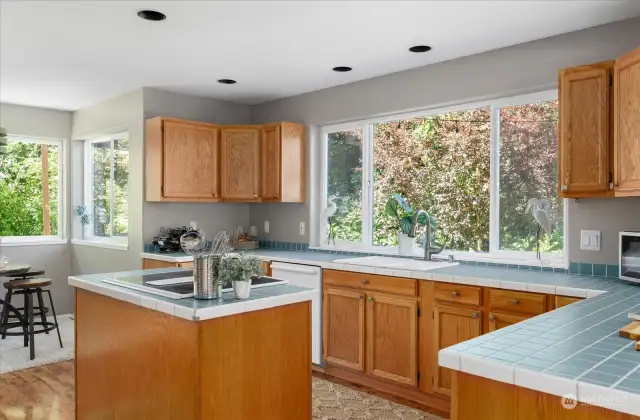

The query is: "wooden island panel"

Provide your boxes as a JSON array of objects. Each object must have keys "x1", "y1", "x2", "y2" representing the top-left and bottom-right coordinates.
[
  {"x1": 451, "y1": 371, "x2": 639, "y2": 420},
  {"x1": 75, "y1": 288, "x2": 311, "y2": 420}
]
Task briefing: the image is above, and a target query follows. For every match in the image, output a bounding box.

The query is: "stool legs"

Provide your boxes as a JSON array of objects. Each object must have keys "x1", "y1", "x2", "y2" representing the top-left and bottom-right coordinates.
[
  {"x1": 46, "y1": 290, "x2": 63, "y2": 348},
  {"x1": 36, "y1": 290, "x2": 49, "y2": 335},
  {"x1": 0, "y1": 290, "x2": 13, "y2": 339},
  {"x1": 26, "y1": 291, "x2": 35, "y2": 360}
]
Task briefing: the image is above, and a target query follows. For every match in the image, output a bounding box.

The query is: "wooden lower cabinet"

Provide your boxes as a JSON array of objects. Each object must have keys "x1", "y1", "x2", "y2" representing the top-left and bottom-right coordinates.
[
  {"x1": 434, "y1": 304, "x2": 482, "y2": 396},
  {"x1": 366, "y1": 293, "x2": 418, "y2": 387},
  {"x1": 323, "y1": 288, "x2": 366, "y2": 372},
  {"x1": 488, "y1": 311, "x2": 531, "y2": 332},
  {"x1": 555, "y1": 295, "x2": 583, "y2": 308}
]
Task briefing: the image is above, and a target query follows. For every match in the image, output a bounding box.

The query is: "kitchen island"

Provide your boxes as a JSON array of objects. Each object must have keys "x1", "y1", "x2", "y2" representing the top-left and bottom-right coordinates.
[{"x1": 69, "y1": 268, "x2": 315, "y2": 420}]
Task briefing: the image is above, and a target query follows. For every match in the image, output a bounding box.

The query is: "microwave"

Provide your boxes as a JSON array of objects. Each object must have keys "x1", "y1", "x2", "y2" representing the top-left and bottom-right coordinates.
[{"x1": 620, "y1": 232, "x2": 640, "y2": 282}]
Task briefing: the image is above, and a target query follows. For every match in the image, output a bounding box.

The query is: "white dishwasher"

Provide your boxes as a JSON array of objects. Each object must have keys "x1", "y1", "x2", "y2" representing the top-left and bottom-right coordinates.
[{"x1": 270, "y1": 261, "x2": 322, "y2": 365}]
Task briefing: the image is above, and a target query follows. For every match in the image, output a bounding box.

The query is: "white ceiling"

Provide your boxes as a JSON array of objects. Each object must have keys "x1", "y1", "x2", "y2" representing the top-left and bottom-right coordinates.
[{"x1": 2, "y1": 1, "x2": 640, "y2": 111}]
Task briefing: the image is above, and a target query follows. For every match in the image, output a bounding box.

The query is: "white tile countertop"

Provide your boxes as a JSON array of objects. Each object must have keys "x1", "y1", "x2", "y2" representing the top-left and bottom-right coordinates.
[
  {"x1": 142, "y1": 249, "x2": 640, "y2": 416},
  {"x1": 69, "y1": 268, "x2": 315, "y2": 322}
]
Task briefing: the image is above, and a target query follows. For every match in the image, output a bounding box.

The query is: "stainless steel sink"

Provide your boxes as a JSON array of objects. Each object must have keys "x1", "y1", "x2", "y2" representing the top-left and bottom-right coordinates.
[{"x1": 334, "y1": 256, "x2": 457, "y2": 271}]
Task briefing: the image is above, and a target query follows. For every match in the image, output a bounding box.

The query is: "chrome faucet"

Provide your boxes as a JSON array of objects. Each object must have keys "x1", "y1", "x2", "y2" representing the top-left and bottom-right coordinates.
[{"x1": 410, "y1": 209, "x2": 445, "y2": 261}]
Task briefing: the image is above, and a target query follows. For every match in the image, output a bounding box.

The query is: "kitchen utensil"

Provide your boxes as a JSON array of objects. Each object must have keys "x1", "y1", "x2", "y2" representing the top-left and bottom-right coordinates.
[
  {"x1": 211, "y1": 230, "x2": 233, "y2": 256},
  {"x1": 180, "y1": 229, "x2": 208, "y2": 256},
  {"x1": 620, "y1": 321, "x2": 640, "y2": 340}
]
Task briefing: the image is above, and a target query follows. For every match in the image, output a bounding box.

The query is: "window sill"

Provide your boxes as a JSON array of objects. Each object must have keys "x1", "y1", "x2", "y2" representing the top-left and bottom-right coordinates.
[
  {"x1": 0, "y1": 237, "x2": 68, "y2": 247},
  {"x1": 309, "y1": 245, "x2": 568, "y2": 269},
  {"x1": 71, "y1": 239, "x2": 129, "y2": 251}
]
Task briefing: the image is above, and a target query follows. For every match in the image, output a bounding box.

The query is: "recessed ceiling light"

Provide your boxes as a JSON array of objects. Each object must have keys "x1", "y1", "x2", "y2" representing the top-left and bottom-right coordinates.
[
  {"x1": 217, "y1": 79, "x2": 237, "y2": 85},
  {"x1": 332, "y1": 66, "x2": 352, "y2": 72},
  {"x1": 137, "y1": 10, "x2": 166, "y2": 21},
  {"x1": 409, "y1": 45, "x2": 432, "y2": 53}
]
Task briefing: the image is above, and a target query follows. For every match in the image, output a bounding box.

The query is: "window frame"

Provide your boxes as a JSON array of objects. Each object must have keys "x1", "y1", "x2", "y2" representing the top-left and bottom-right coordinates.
[
  {"x1": 82, "y1": 131, "x2": 129, "y2": 246},
  {"x1": 317, "y1": 90, "x2": 568, "y2": 267},
  {"x1": 0, "y1": 135, "x2": 66, "y2": 245}
]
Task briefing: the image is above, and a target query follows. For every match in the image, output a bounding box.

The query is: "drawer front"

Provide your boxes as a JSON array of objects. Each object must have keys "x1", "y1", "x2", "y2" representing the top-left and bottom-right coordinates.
[
  {"x1": 490, "y1": 289, "x2": 546, "y2": 315},
  {"x1": 555, "y1": 295, "x2": 582, "y2": 309},
  {"x1": 433, "y1": 283, "x2": 482, "y2": 306},
  {"x1": 322, "y1": 270, "x2": 417, "y2": 297}
]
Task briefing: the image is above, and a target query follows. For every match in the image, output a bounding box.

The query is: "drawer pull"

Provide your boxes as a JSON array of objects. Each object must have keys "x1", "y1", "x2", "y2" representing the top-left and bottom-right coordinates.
[
  {"x1": 471, "y1": 312, "x2": 479, "y2": 319},
  {"x1": 489, "y1": 313, "x2": 495, "y2": 321},
  {"x1": 368, "y1": 297, "x2": 374, "y2": 302},
  {"x1": 451, "y1": 291, "x2": 459, "y2": 297},
  {"x1": 511, "y1": 299, "x2": 519, "y2": 305},
  {"x1": 356, "y1": 295, "x2": 362, "y2": 300},
  {"x1": 361, "y1": 279, "x2": 369, "y2": 285}
]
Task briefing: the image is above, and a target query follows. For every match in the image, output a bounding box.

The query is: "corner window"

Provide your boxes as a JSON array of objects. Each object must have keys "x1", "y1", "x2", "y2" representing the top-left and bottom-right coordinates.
[
  {"x1": 83, "y1": 132, "x2": 129, "y2": 242},
  {"x1": 0, "y1": 136, "x2": 63, "y2": 241},
  {"x1": 320, "y1": 91, "x2": 565, "y2": 264}
]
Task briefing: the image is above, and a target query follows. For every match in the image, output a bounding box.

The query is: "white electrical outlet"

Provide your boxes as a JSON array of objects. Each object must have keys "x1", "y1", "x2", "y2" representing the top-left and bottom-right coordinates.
[
  {"x1": 299, "y1": 222, "x2": 305, "y2": 236},
  {"x1": 264, "y1": 220, "x2": 270, "y2": 234},
  {"x1": 580, "y1": 230, "x2": 601, "y2": 251},
  {"x1": 189, "y1": 221, "x2": 197, "y2": 230}
]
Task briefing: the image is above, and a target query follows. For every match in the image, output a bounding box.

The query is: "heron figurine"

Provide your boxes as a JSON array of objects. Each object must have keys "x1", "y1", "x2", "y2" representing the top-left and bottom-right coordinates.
[
  {"x1": 525, "y1": 198, "x2": 555, "y2": 259},
  {"x1": 320, "y1": 195, "x2": 338, "y2": 245}
]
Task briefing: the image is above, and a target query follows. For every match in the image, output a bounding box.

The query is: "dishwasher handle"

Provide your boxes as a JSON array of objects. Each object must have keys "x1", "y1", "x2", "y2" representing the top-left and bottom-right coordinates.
[{"x1": 270, "y1": 262, "x2": 320, "y2": 275}]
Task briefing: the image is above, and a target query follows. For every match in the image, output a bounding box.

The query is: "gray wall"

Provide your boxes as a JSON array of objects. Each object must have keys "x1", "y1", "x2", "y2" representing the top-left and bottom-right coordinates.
[
  {"x1": 70, "y1": 89, "x2": 145, "y2": 275},
  {"x1": 141, "y1": 88, "x2": 252, "y2": 242},
  {"x1": 0, "y1": 103, "x2": 75, "y2": 314},
  {"x1": 248, "y1": 17, "x2": 640, "y2": 265}
]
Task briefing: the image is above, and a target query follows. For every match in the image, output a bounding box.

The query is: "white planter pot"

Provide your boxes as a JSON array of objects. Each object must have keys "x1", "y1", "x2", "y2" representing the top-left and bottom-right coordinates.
[
  {"x1": 232, "y1": 280, "x2": 251, "y2": 300},
  {"x1": 398, "y1": 233, "x2": 414, "y2": 255}
]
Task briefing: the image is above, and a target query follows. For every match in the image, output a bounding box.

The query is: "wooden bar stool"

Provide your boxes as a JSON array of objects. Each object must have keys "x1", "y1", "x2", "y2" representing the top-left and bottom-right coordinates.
[
  {"x1": 0, "y1": 278, "x2": 63, "y2": 360},
  {"x1": 1, "y1": 270, "x2": 49, "y2": 337}
]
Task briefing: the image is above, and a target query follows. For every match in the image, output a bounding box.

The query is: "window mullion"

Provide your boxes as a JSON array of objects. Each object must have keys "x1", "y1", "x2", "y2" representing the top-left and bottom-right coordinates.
[
  {"x1": 361, "y1": 124, "x2": 374, "y2": 247},
  {"x1": 489, "y1": 105, "x2": 500, "y2": 253},
  {"x1": 109, "y1": 139, "x2": 115, "y2": 237}
]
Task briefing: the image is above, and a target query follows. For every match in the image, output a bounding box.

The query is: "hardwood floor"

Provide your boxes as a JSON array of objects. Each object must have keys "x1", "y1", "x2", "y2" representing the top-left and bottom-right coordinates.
[
  {"x1": 0, "y1": 362, "x2": 449, "y2": 420},
  {"x1": 0, "y1": 361, "x2": 74, "y2": 420}
]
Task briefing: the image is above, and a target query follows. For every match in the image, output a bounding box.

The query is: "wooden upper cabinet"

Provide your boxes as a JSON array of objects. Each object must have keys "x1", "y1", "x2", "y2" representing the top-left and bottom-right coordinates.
[
  {"x1": 558, "y1": 62, "x2": 613, "y2": 197},
  {"x1": 433, "y1": 304, "x2": 482, "y2": 396},
  {"x1": 323, "y1": 288, "x2": 365, "y2": 372},
  {"x1": 366, "y1": 294, "x2": 418, "y2": 388},
  {"x1": 614, "y1": 48, "x2": 640, "y2": 195},
  {"x1": 146, "y1": 117, "x2": 220, "y2": 202},
  {"x1": 261, "y1": 122, "x2": 305, "y2": 203},
  {"x1": 220, "y1": 127, "x2": 261, "y2": 202}
]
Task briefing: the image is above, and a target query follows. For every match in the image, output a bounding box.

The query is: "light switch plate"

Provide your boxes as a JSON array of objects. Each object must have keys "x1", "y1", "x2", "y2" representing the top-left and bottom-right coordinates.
[
  {"x1": 264, "y1": 220, "x2": 270, "y2": 234},
  {"x1": 580, "y1": 230, "x2": 601, "y2": 251},
  {"x1": 299, "y1": 222, "x2": 305, "y2": 236}
]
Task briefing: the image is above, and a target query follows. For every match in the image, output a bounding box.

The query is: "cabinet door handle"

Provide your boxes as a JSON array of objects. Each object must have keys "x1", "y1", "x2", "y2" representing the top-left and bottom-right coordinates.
[
  {"x1": 561, "y1": 184, "x2": 568, "y2": 191},
  {"x1": 356, "y1": 295, "x2": 362, "y2": 300},
  {"x1": 451, "y1": 291, "x2": 459, "y2": 297},
  {"x1": 361, "y1": 279, "x2": 369, "y2": 285},
  {"x1": 213, "y1": 193, "x2": 218, "y2": 198},
  {"x1": 511, "y1": 299, "x2": 519, "y2": 305},
  {"x1": 471, "y1": 312, "x2": 479, "y2": 319},
  {"x1": 489, "y1": 313, "x2": 495, "y2": 321},
  {"x1": 253, "y1": 193, "x2": 258, "y2": 198},
  {"x1": 274, "y1": 193, "x2": 279, "y2": 198},
  {"x1": 368, "y1": 297, "x2": 374, "y2": 302}
]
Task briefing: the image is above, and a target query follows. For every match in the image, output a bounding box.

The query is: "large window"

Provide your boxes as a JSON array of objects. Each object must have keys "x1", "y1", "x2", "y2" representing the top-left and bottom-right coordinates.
[
  {"x1": 0, "y1": 136, "x2": 63, "y2": 241},
  {"x1": 84, "y1": 132, "x2": 129, "y2": 241},
  {"x1": 320, "y1": 91, "x2": 565, "y2": 262}
]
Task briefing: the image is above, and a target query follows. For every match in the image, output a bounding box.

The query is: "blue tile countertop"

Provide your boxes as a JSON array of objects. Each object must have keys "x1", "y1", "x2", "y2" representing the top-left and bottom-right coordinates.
[{"x1": 68, "y1": 268, "x2": 315, "y2": 322}]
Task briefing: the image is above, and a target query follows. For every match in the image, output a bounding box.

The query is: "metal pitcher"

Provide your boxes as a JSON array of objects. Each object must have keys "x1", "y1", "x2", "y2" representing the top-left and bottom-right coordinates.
[{"x1": 193, "y1": 254, "x2": 222, "y2": 300}]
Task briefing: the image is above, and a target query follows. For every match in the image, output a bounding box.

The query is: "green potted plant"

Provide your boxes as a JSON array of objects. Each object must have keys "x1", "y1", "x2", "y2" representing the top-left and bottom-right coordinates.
[
  {"x1": 384, "y1": 194, "x2": 431, "y2": 254},
  {"x1": 218, "y1": 253, "x2": 265, "y2": 300}
]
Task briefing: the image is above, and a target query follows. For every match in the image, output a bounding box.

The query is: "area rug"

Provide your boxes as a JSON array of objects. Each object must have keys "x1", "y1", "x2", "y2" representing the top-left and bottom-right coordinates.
[
  {"x1": 0, "y1": 314, "x2": 74, "y2": 374},
  {"x1": 313, "y1": 377, "x2": 446, "y2": 420}
]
